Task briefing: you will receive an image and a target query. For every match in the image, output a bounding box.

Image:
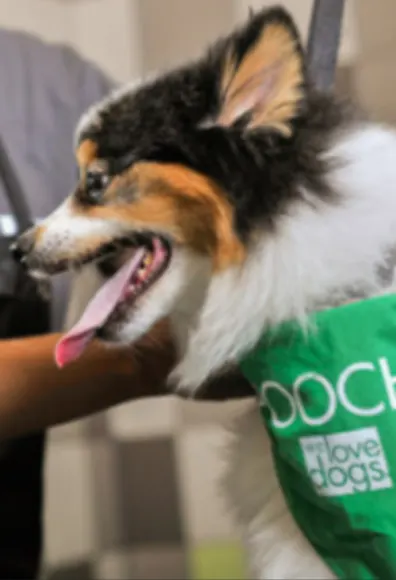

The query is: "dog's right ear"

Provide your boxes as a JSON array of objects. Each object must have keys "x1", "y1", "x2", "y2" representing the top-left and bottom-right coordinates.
[{"x1": 216, "y1": 7, "x2": 306, "y2": 137}]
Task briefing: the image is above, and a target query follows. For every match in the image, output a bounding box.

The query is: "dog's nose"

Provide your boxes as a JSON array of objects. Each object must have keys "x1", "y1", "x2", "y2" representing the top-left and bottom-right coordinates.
[{"x1": 10, "y1": 229, "x2": 35, "y2": 264}]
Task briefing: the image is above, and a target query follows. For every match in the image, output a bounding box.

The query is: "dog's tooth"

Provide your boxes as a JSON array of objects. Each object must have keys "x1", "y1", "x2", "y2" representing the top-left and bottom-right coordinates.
[{"x1": 125, "y1": 285, "x2": 134, "y2": 298}]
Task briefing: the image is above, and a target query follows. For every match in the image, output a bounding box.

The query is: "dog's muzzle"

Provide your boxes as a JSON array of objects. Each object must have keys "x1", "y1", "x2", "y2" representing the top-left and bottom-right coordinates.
[{"x1": 10, "y1": 227, "x2": 36, "y2": 266}]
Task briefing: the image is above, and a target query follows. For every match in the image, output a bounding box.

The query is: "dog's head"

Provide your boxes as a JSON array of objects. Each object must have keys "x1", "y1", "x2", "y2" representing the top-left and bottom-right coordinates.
[{"x1": 12, "y1": 6, "x2": 365, "y2": 389}]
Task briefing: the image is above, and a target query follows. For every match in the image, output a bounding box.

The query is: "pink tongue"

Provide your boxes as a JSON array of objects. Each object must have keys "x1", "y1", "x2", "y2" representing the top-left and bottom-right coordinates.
[{"x1": 55, "y1": 248, "x2": 146, "y2": 368}]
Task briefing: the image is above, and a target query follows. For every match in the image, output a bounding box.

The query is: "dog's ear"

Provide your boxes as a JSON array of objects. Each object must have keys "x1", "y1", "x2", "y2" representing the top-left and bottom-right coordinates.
[{"x1": 217, "y1": 7, "x2": 305, "y2": 136}]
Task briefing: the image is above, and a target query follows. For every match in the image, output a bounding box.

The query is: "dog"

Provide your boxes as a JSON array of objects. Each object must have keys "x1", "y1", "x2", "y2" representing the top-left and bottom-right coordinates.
[{"x1": 12, "y1": 6, "x2": 396, "y2": 578}]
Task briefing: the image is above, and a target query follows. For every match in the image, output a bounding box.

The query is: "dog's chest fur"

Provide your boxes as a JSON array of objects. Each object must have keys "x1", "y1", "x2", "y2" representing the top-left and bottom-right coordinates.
[
  {"x1": 217, "y1": 124, "x2": 396, "y2": 579},
  {"x1": 66, "y1": 122, "x2": 396, "y2": 579},
  {"x1": 168, "y1": 122, "x2": 396, "y2": 579}
]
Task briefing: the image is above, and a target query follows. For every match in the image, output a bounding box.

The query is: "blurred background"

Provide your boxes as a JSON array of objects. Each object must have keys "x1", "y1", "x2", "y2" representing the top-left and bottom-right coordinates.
[{"x1": 0, "y1": 1, "x2": 395, "y2": 579}]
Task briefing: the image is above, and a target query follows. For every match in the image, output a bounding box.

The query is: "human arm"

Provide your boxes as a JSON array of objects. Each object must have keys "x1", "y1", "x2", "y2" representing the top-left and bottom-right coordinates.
[{"x1": 0, "y1": 320, "x2": 252, "y2": 440}]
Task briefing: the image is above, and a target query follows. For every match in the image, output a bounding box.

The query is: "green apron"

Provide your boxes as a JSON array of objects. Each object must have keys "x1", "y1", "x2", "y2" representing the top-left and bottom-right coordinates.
[{"x1": 239, "y1": 293, "x2": 396, "y2": 579}]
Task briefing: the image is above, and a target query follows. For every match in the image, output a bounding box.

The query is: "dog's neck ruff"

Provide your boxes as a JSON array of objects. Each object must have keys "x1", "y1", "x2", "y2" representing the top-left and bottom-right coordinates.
[{"x1": 239, "y1": 292, "x2": 396, "y2": 579}]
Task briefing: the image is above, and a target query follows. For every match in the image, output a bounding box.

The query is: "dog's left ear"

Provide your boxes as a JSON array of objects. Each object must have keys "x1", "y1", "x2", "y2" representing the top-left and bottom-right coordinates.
[{"x1": 217, "y1": 8, "x2": 305, "y2": 137}]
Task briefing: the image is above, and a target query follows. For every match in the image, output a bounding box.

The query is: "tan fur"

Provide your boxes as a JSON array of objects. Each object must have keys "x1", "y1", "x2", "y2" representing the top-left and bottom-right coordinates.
[
  {"x1": 72, "y1": 162, "x2": 245, "y2": 270},
  {"x1": 221, "y1": 50, "x2": 236, "y2": 96},
  {"x1": 33, "y1": 224, "x2": 45, "y2": 244},
  {"x1": 219, "y1": 23, "x2": 303, "y2": 136},
  {"x1": 76, "y1": 139, "x2": 98, "y2": 169}
]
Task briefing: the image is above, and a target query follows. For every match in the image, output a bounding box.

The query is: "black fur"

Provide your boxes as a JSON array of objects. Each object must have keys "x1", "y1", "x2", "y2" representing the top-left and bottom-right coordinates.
[
  {"x1": 228, "y1": 6, "x2": 305, "y2": 76},
  {"x1": 78, "y1": 6, "x2": 354, "y2": 241}
]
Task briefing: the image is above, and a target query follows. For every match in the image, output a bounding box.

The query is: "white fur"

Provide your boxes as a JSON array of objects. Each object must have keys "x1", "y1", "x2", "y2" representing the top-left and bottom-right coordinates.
[
  {"x1": 113, "y1": 249, "x2": 210, "y2": 347},
  {"x1": 64, "y1": 264, "x2": 103, "y2": 329},
  {"x1": 34, "y1": 198, "x2": 119, "y2": 264},
  {"x1": 169, "y1": 123, "x2": 396, "y2": 579},
  {"x1": 63, "y1": 122, "x2": 396, "y2": 579},
  {"x1": 223, "y1": 407, "x2": 334, "y2": 579},
  {"x1": 170, "y1": 124, "x2": 396, "y2": 391}
]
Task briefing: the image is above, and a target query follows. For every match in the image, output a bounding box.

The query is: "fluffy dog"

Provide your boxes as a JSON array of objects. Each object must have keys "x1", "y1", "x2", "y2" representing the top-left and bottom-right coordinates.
[{"x1": 12, "y1": 6, "x2": 396, "y2": 578}]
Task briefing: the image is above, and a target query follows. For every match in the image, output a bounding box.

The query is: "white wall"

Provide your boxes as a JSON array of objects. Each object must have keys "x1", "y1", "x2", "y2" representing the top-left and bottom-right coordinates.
[
  {"x1": 0, "y1": 0, "x2": 141, "y2": 83},
  {"x1": 354, "y1": 0, "x2": 396, "y2": 123},
  {"x1": 235, "y1": 0, "x2": 358, "y2": 65},
  {"x1": 70, "y1": 0, "x2": 142, "y2": 83},
  {"x1": 0, "y1": 0, "x2": 73, "y2": 44},
  {"x1": 139, "y1": 0, "x2": 235, "y2": 72},
  {"x1": 0, "y1": 0, "x2": 360, "y2": 84},
  {"x1": 137, "y1": 0, "x2": 359, "y2": 76}
]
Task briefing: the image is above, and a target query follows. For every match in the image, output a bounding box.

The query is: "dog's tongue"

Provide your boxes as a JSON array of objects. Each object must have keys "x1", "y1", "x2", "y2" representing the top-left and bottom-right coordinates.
[{"x1": 55, "y1": 248, "x2": 146, "y2": 368}]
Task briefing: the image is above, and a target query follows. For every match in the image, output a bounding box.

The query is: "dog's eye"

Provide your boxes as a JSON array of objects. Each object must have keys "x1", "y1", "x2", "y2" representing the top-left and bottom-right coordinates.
[{"x1": 85, "y1": 171, "x2": 110, "y2": 204}]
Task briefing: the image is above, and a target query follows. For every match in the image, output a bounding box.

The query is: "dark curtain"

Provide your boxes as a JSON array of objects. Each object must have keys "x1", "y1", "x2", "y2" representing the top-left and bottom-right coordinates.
[{"x1": 0, "y1": 251, "x2": 49, "y2": 579}]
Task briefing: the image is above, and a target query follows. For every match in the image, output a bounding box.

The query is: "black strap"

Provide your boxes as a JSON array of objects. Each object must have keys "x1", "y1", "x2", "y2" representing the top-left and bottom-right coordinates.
[
  {"x1": 307, "y1": 0, "x2": 345, "y2": 92},
  {"x1": 0, "y1": 135, "x2": 33, "y2": 233}
]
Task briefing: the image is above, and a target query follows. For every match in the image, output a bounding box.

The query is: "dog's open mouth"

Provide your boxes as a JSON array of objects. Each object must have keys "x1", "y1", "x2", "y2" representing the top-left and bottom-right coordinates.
[{"x1": 55, "y1": 235, "x2": 171, "y2": 368}]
